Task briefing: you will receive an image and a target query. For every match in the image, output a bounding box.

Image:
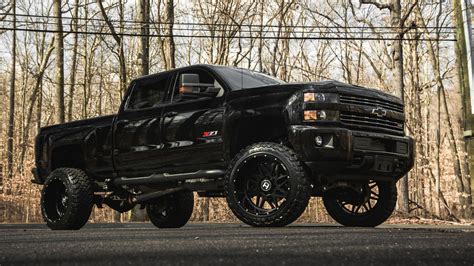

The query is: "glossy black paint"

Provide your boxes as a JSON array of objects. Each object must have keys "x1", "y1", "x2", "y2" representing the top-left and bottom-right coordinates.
[{"x1": 32, "y1": 64, "x2": 414, "y2": 188}]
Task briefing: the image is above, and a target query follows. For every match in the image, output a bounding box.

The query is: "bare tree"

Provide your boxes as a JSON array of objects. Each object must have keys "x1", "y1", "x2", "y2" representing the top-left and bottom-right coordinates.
[
  {"x1": 6, "y1": 0, "x2": 16, "y2": 193},
  {"x1": 18, "y1": 38, "x2": 55, "y2": 172},
  {"x1": 165, "y1": 0, "x2": 175, "y2": 69},
  {"x1": 97, "y1": 0, "x2": 127, "y2": 94},
  {"x1": 53, "y1": 0, "x2": 65, "y2": 124},
  {"x1": 154, "y1": 0, "x2": 176, "y2": 70},
  {"x1": 139, "y1": 0, "x2": 150, "y2": 75},
  {"x1": 67, "y1": 0, "x2": 80, "y2": 121},
  {"x1": 357, "y1": 0, "x2": 418, "y2": 213}
]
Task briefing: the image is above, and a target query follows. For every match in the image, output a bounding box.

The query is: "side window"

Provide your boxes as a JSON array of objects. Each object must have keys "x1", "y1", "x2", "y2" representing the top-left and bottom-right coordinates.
[
  {"x1": 170, "y1": 69, "x2": 224, "y2": 103},
  {"x1": 127, "y1": 74, "x2": 170, "y2": 110}
]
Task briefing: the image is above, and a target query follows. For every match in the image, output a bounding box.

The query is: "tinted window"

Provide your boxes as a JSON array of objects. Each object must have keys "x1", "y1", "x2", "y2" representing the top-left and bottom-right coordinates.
[
  {"x1": 127, "y1": 74, "x2": 170, "y2": 109},
  {"x1": 214, "y1": 67, "x2": 285, "y2": 90}
]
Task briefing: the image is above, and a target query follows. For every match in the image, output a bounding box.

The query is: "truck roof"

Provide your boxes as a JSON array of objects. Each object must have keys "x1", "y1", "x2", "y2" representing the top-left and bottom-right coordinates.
[{"x1": 133, "y1": 64, "x2": 228, "y2": 82}]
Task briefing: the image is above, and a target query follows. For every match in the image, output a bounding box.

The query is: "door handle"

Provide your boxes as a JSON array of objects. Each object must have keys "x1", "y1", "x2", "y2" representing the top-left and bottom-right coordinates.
[{"x1": 163, "y1": 111, "x2": 178, "y2": 118}]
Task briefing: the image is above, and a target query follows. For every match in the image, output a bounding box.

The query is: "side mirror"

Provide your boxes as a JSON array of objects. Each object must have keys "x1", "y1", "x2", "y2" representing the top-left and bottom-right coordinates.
[
  {"x1": 179, "y1": 73, "x2": 219, "y2": 97},
  {"x1": 181, "y1": 73, "x2": 200, "y2": 87}
]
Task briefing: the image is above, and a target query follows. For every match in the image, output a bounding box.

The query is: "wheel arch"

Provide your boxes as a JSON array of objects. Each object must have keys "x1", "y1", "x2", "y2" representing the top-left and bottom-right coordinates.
[
  {"x1": 225, "y1": 115, "x2": 289, "y2": 161},
  {"x1": 50, "y1": 144, "x2": 86, "y2": 172}
]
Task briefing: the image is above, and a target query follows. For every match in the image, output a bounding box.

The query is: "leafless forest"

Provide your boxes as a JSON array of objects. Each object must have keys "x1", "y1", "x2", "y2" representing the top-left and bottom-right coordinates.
[{"x1": 0, "y1": 0, "x2": 472, "y2": 223}]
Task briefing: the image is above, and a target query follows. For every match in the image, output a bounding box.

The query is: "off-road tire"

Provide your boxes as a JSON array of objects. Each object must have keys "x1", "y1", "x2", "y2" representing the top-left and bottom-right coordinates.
[
  {"x1": 225, "y1": 142, "x2": 311, "y2": 227},
  {"x1": 146, "y1": 190, "x2": 194, "y2": 228},
  {"x1": 41, "y1": 168, "x2": 94, "y2": 230},
  {"x1": 323, "y1": 181, "x2": 397, "y2": 227}
]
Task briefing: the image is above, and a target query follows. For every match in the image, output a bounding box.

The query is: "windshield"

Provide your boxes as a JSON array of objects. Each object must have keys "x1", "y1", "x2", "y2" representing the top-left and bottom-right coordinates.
[{"x1": 213, "y1": 66, "x2": 285, "y2": 90}]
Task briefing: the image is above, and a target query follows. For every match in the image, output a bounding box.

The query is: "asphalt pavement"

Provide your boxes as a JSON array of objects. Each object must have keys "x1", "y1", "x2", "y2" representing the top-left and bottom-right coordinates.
[{"x1": 0, "y1": 223, "x2": 473, "y2": 265}]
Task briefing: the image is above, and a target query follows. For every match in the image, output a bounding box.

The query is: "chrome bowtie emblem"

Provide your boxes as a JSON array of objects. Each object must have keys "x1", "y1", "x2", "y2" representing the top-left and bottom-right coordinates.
[{"x1": 372, "y1": 107, "x2": 387, "y2": 117}]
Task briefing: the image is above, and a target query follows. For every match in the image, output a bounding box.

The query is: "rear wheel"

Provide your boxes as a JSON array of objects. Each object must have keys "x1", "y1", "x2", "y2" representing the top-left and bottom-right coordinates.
[
  {"x1": 41, "y1": 168, "x2": 94, "y2": 230},
  {"x1": 322, "y1": 180, "x2": 397, "y2": 227},
  {"x1": 146, "y1": 190, "x2": 194, "y2": 228},
  {"x1": 225, "y1": 142, "x2": 311, "y2": 227}
]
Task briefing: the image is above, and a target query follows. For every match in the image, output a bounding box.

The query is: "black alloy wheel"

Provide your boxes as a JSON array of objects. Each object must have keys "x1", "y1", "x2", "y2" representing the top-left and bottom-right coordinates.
[
  {"x1": 43, "y1": 179, "x2": 69, "y2": 220},
  {"x1": 323, "y1": 180, "x2": 397, "y2": 227},
  {"x1": 225, "y1": 142, "x2": 311, "y2": 227},
  {"x1": 234, "y1": 154, "x2": 291, "y2": 215}
]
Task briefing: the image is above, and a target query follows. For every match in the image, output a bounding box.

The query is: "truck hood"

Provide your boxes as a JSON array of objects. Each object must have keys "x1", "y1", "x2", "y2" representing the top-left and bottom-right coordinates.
[
  {"x1": 227, "y1": 80, "x2": 403, "y2": 106},
  {"x1": 304, "y1": 80, "x2": 403, "y2": 105}
]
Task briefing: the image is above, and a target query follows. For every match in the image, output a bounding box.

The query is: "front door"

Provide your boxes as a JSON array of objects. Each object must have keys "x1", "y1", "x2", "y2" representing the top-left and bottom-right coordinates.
[
  {"x1": 113, "y1": 72, "x2": 172, "y2": 177},
  {"x1": 160, "y1": 68, "x2": 226, "y2": 172}
]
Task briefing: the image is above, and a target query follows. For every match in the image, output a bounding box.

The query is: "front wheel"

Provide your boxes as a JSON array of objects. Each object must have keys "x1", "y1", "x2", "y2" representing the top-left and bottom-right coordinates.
[
  {"x1": 225, "y1": 142, "x2": 311, "y2": 227},
  {"x1": 322, "y1": 180, "x2": 397, "y2": 227}
]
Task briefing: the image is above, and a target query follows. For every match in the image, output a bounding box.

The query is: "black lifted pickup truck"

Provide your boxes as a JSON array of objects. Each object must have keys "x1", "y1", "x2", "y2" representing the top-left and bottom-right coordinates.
[{"x1": 33, "y1": 64, "x2": 413, "y2": 230}]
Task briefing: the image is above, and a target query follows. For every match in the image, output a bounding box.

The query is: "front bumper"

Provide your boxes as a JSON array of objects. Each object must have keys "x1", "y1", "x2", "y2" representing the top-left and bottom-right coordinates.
[{"x1": 288, "y1": 125, "x2": 414, "y2": 181}]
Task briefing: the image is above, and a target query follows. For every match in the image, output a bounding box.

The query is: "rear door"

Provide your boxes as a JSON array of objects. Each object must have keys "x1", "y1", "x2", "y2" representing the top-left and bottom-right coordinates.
[
  {"x1": 113, "y1": 72, "x2": 173, "y2": 177},
  {"x1": 160, "y1": 67, "x2": 226, "y2": 172}
]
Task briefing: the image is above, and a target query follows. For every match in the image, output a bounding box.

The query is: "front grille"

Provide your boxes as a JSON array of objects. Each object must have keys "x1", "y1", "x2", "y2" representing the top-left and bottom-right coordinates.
[
  {"x1": 340, "y1": 112, "x2": 404, "y2": 135},
  {"x1": 340, "y1": 94, "x2": 404, "y2": 113}
]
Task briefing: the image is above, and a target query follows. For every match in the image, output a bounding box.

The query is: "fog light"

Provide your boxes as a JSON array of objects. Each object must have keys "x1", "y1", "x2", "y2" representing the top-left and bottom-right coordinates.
[
  {"x1": 315, "y1": 135, "x2": 323, "y2": 146},
  {"x1": 304, "y1": 110, "x2": 328, "y2": 121},
  {"x1": 304, "y1": 110, "x2": 317, "y2": 121}
]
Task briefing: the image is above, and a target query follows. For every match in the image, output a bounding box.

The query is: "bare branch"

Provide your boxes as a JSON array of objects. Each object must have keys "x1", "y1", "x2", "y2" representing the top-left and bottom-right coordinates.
[
  {"x1": 360, "y1": 0, "x2": 392, "y2": 10},
  {"x1": 401, "y1": 0, "x2": 419, "y2": 26}
]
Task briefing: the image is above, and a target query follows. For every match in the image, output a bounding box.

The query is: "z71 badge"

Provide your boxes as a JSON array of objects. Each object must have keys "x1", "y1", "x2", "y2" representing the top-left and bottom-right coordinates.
[{"x1": 202, "y1": 131, "x2": 218, "y2": 137}]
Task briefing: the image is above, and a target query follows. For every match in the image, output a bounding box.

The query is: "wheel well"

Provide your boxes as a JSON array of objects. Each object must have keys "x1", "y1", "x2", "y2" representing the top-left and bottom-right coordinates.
[
  {"x1": 229, "y1": 116, "x2": 289, "y2": 158},
  {"x1": 50, "y1": 145, "x2": 85, "y2": 171}
]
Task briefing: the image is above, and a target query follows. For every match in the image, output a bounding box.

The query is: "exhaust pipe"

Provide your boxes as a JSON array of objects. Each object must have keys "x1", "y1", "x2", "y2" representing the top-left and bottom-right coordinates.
[{"x1": 112, "y1": 169, "x2": 225, "y2": 186}]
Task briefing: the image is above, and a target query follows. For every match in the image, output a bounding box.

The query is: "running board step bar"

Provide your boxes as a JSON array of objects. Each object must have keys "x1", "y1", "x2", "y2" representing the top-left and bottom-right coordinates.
[{"x1": 112, "y1": 169, "x2": 225, "y2": 186}]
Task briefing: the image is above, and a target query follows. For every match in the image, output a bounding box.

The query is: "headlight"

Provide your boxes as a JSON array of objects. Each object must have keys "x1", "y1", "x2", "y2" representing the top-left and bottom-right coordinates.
[
  {"x1": 304, "y1": 93, "x2": 337, "y2": 103},
  {"x1": 304, "y1": 93, "x2": 316, "y2": 102}
]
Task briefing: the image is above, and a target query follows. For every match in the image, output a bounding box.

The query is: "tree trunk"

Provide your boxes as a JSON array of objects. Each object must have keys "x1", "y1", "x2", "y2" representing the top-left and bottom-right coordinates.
[
  {"x1": 67, "y1": 0, "x2": 80, "y2": 122},
  {"x1": 453, "y1": 0, "x2": 473, "y2": 218},
  {"x1": 165, "y1": 0, "x2": 175, "y2": 69},
  {"x1": 97, "y1": 0, "x2": 127, "y2": 94},
  {"x1": 139, "y1": 0, "x2": 149, "y2": 76},
  {"x1": 130, "y1": 0, "x2": 150, "y2": 222},
  {"x1": 6, "y1": 0, "x2": 16, "y2": 193},
  {"x1": 258, "y1": 0, "x2": 264, "y2": 72},
  {"x1": 53, "y1": 0, "x2": 65, "y2": 124},
  {"x1": 359, "y1": 0, "x2": 411, "y2": 213},
  {"x1": 436, "y1": 71, "x2": 442, "y2": 216},
  {"x1": 392, "y1": 0, "x2": 410, "y2": 213},
  {"x1": 18, "y1": 40, "x2": 55, "y2": 173}
]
